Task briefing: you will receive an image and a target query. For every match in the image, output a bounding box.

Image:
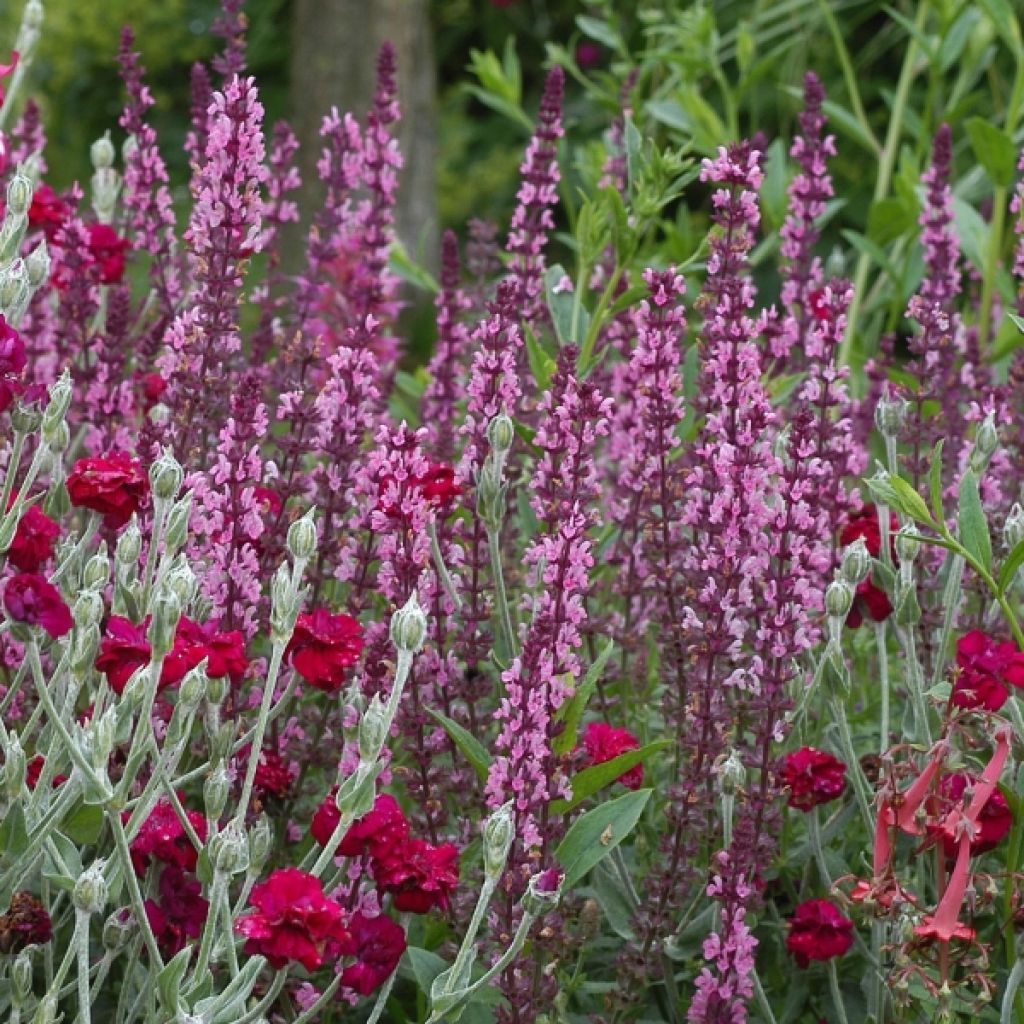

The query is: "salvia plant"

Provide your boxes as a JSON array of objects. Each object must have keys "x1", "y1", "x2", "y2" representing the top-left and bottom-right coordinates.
[{"x1": 2, "y1": 0, "x2": 1024, "y2": 1022}]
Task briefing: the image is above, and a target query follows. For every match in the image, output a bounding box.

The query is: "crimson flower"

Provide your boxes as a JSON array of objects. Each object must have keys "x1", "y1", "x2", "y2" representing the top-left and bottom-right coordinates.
[
  {"x1": 144, "y1": 866, "x2": 209, "y2": 956},
  {"x1": 372, "y1": 837, "x2": 460, "y2": 914},
  {"x1": 0, "y1": 314, "x2": 27, "y2": 414},
  {"x1": 0, "y1": 891, "x2": 53, "y2": 953},
  {"x1": 28, "y1": 185, "x2": 70, "y2": 242},
  {"x1": 839, "y1": 505, "x2": 897, "y2": 628},
  {"x1": 25, "y1": 755, "x2": 68, "y2": 790},
  {"x1": 341, "y1": 912, "x2": 407, "y2": 996},
  {"x1": 950, "y1": 630, "x2": 1024, "y2": 712},
  {"x1": 235, "y1": 746, "x2": 295, "y2": 800},
  {"x1": 286, "y1": 608, "x2": 364, "y2": 692},
  {"x1": 378, "y1": 463, "x2": 462, "y2": 518},
  {"x1": 129, "y1": 798, "x2": 208, "y2": 876},
  {"x1": 4, "y1": 573, "x2": 73, "y2": 639},
  {"x1": 86, "y1": 223, "x2": 130, "y2": 284},
  {"x1": 6, "y1": 498, "x2": 60, "y2": 573},
  {"x1": 938, "y1": 773, "x2": 1013, "y2": 857},
  {"x1": 780, "y1": 747, "x2": 847, "y2": 812},
  {"x1": 234, "y1": 868, "x2": 351, "y2": 972},
  {"x1": 580, "y1": 722, "x2": 644, "y2": 790},
  {"x1": 312, "y1": 792, "x2": 409, "y2": 855},
  {"x1": 67, "y1": 451, "x2": 149, "y2": 530},
  {"x1": 138, "y1": 372, "x2": 168, "y2": 411},
  {"x1": 175, "y1": 617, "x2": 248, "y2": 685},
  {"x1": 786, "y1": 898, "x2": 855, "y2": 968}
]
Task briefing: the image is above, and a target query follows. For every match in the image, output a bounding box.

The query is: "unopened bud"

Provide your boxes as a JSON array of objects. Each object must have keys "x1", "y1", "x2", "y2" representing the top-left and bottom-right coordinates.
[
  {"x1": 115, "y1": 518, "x2": 142, "y2": 566},
  {"x1": 287, "y1": 509, "x2": 318, "y2": 561},
  {"x1": 475, "y1": 462, "x2": 506, "y2": 532},
  {"x1": 6, "y1": 173, "x2": 33, "y2": 216},
  {"x1": 74, "y1": 589, "x2": 104, "y2": 630},
  {"x1": 358, "y1": 696, "x2": 389, "y2": 761},
  {"x1": 970, "y1": 412, "x2": 999, "y2": 472},
  {"x1": 390, "y1": 592, "x2": 427, "y2": 654},
  {"x1": 0, "y1": 258, "x2": 28, "y2": 311},
  {"x1": 874, "y1": 390, "x2": 908, "y2": 439},
  {"x1": 715, "y1": 749, "x2": 746, "y2": 796},
  {"x1": 74, "y1": 863, "x2": 108, "y2": 915},
  {"x1": 483, "y1": 801, "x2": 515, "y2": 878},
  {"x1": 149, "y1": 589, "x2": 182, "y2": 657},
  {"x1": 210, "y1": 821, "x2": 249, "y2": 876},
  {"x1": 25, "y1": 240, "x2": 50, "y2": 290},
  {"x1": 46, "y1": 421, "x2": 70, "y2": 457},
  {"x1": 249, "y1": 814, "x2": 272, "y2": 873},
  {"x1": 825, "y1": 579, "x2": 854, "y2": 619},
  {"x1": 164, "y1": 490, "x2": 193, "y2": 554},
  {"x1": 32, "y1": 993, "x2": 58, "y2": 1024},
  {"x1": 149, "y1": 448, "x2": 183, "y2": 502},
  {"x1": 1005, "y1": 504, "x2": 1024, "y2": 551},
  {"x1": 204, "y1": 765, "x2": 230, "y2": 821},
  {"x1": 42, "y1": 371, "x2": 72, "y2": 436},
  {"x1": 178, "y1": 662, "x2": 208, "y2": 713},
  {"x1": 11, "y1": 395, "x2": 42, "y2": 434},
  {"x1": 522, "y1": 868, "x2": 563, "y2": 916},
  {"x1": 11, "y1": 949, "x2": 33, "y2": 1004},
  {"x1": 83, "y1": 544, "x2": 110, "y2": 590},
  {"x1": 894, "y1": 527, "x2": 920, "y2": 565},
  {"x1": 212, "y1": 721, "x2": 236, "y2": 765},
  {"x1": 90, "y1": 133, "x2": 115, "y2": 170},
  {"x1": 72, "y1": 624, "x2": 101, "y2": 676},
  {"x1": 164, "y1": 557, "x2": 197, "y2": 608},
  {"x1": 840, "y1": 537, "x2": 872, "y2": 585},
  {"x1": 487, "y1": 413, "x2": 515, "y2": 456},
  {"x1": 206, "y1": 672, "x2": 228, "y2": 707},
  {"x1": 102, "y1": 908, "x2": 136, "y2": 952},
  {"x1": 270, "y1": 562, "x2": 299, "y2": 642}
]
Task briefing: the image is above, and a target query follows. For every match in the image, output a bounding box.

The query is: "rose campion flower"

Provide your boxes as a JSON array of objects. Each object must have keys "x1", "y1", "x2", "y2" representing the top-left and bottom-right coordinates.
[
  {"x1": 28, "y1": 184, "x2": 70, "y2": 241},
  {"x1": 138, "y1": 372, "x2": 168, "y2": 411},
  {"x1": 938, "y1": 773, "x2": 1013, "y2": 857},
  {"x1": 839, "y1": 505, "x2": 896, "y2": 628},
  {"x1": 378, "y1": 462, "x2": 462, "y2": 518},
  {"x1": 0, "y1": 314, "x2": 27, "y2": 414},
  {"x1": 25, "y1": 755, "x2": 68, "y2": 790},
  {"x1": 235, "y1": 746, "x2": 295, "y2": 800},
  {"x1": 580, "y1": 722, "x2": 644, "y2": 790},
  {"x1": 372, "y1": 837, "x2": 460, "y2": 914},
  {"x1": 129, "y1": 798, "x2": 208, "y2": 876},
  {"x1": 285, "y1": 608, "x2": 365, "y2": 692},
  {"x1": 0, "y1": 891, "x2": 53, "y2": 953},
  {"x1": 67, "y1": 451, "x2": 149, "y2": 530},
  {"x1": 95, "y1": 615, "x2": 206, "y2": 694},
  {"x1": 175, "y1": 617, "x2": 249, "y2": 685},
  {"x1": 3, "y1": 573, "x2": 73, "y2": 639},
  {"x1": 312, "y1": 791, "x2": 410, "y2": 855},
  {"x1": 786, "y1": 898, "x2": 855, "y2": 968},
  {"x1": 234, "y1": 868, "x2": 351, "y2": 972},
  {"x1": 341, "y1": 912, "x2": 407, "y2": 996},
  {"x1": 780, "y1": 747, "x2": 847, "y2": 811},
  {"x1": 5, "y1": 498, "x2": 60, "y2": 573},
  {"x1": 86, "y1": 223, "x2": 130, "y2": 284},
  {"x1": 144, "y1": 866, "x2": 209, "y2": 957},
  {"x1": 950, "y1": 629, "x2": 1024, "y2": 712}
]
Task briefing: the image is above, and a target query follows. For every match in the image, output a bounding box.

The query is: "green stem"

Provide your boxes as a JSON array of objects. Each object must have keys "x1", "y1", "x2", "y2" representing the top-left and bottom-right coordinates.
[
  {"x1": 487, "y1": 525, "x2": 517, "y2": 659},
  {"x1": 579, "y1": 262, "x2": 625, "y2": 370},
  {"x1": 831, "y1": 697, "x2": 873, "y2": 829},
  {"x1": 808, "y1": 807, "x2": 831, "y2": 889},
  {"x1": 234, "y1": 972, "x2": 287, "y2": 1024},
  {"x1": 429, "y1": 520, "x2": 462, "y2": 611},
  {"x1": 234, "y1": 640, "x2": 286, "y2": 822},
  {"x1": 107, "y1": 810, "x2": 165, "y2": 969},
  {"x1": 875, "y1": 621, "x2": 890, "y2": 756},
  {"x1": 75, "y1": 909, "x2": 92, "y2": 1024},
  {"x1": 751, "y1": 968, "x2": 779, "y2": 1024},
  {"x1": 828, "y1": 958, "x2": 851, "y2": 1024}
]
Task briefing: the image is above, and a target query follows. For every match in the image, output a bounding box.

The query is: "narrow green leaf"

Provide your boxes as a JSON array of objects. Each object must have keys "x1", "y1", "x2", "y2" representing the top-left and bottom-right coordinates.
[
  {"x1": 576, "y1": 15, "x2": 623, "y2": 52},
  {"x1": 1010, "y1": 312, "x2": 1024, "y2": 334},
  {"x1": 966, "y1": 117, "x2": 1017, "y2": 188},
  {"x1": 998, "y1": 536, "x2": 1024, "y2": 594},
  {"x1": 524, "y1": 324, "x2": 556, "y2": 391},
  {"x1": 958, "y1": 469, "x2": 992, "y2": 572},
  {"x1": 866, "y1": 474, "x2": 934, "y2": 526},
  {"x1": 402, "y1": 947, "x2": 449, "y2": 995},
  {"x1": 550, "y1": 741, "x2": 671, "y2": 814},
  {"x1": 554, "y1": 638, "x2": 615, "y2": 755},
  {"x1": 840, "y1": 230, "x2": 898, "y2": 282},
  {"x1": 555, "y1": 788, "x2": 652, "y2": 888},
  {"x1": 158, "y1": 947, "x2": 193, "y2": 1014},
  {"x1": 976, "y1": 0, "x2": 1023, "y2": 56},
  {"x1": 427, "y1": 708, "x2": 493, "y2": 783}
]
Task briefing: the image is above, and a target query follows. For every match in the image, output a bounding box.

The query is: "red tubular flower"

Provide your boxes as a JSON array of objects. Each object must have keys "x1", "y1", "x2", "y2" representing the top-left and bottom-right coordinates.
[
  {"x1": 341, "y1": 912, "x2": 407, "y2": 996},
  {"x1": 580, "y1": 722, "x2": 644, "y2": 790},
  {"x1": 950, "y1": 630, "x2": 1024, "y2": 712},
  {"x1": 67, "y1": 451, "x2": 149, "y2": 530},
  {"x1": 234, "y1": 868, "x2": 350, "y2": 972},
  {"x1": 372, "y1": 837, "x2": 460, "y2": 914},
  {"x1": 4, "y1": 573, "x2": 73, "y2": 639},
  {"x1": 939, "y1": 773, "x2": 1012, "y2": 857},
  {"x1": 129, "y1": 798, "x2": 208, "y2": 876},
  {"x1": 86, "y1": 223, "x2": 130, "y2": 284},
  {"x1": 786, "y1": 898, "x2": 855, "y2": 967},
  {"x1": 0, "y1": 314, "x2": 27, "y2": 414},
  {"x1": 780, "y1": 747, "x2": 847, "y2": 811},
  {"x1": 286, "y1": 608, "x2": 365, "y2": 692},
  {"x1": 6, "y1": 499, "x2": 60, "y2": 573},
  {"x1": 144, "y1": 866, "x2": 209, "y2": 957}
]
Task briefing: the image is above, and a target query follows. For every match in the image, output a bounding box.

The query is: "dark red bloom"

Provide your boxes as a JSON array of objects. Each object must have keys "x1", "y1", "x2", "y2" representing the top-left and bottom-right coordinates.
[
  {"x1": 939, "y1": 773, "x2": 1013, "y2": 857},
  {"x1": 144, "y1": 866, "x2": 209, "y2": 957},
  {"x1": 780, "y1": 747, "x2": 847, "y2": 812},
  {"x1": 234, "y1": 867, "x2": 350, "y2": 972},
  {"x1": 786, "y1": 898, "x2": 855, "y2": 968},
  {"x1": 86, "y1": 223, "x2": 130, "y2": 284},
  {"x1": 286, "y1": 608, "x2": 364, "y2": 692},
  {"x1": 845, "y1": 579, "x2": 893, "y2": 629},
  {"x1": 372, "y1": 837, "x2": 460, "y2": 914},
  {"x1": 139, "y1": 373, "x2": 168, "y2": 411},
  {"x1": 25, "y1": 755, "x2": 68, "y2": 790},
  {"x1": 235, "y1": 746, "x2": 295, "y2": 800},
  {"x1": 129, "y1": 798, "x2": 208, "y2": 876},
  {"x1": 175, "y1": 617, "x2": 248, "y2": 685},
  {"x1": 580, "y1": 722, "x2": 644, "y2": 790},
  {"x1": 341, "y1": 912, "x2": 407, "y2": 995},
  {"x1": 67, "y1": 451, "x2": 149, "y2": 530},
  {"x1": 312, "y1": 792, "x2": 410, "y2": 855},
  {"x1": 0, "y1": 314, "x2": 27, "y2": 414},
  {"x1": 840, "y1": 505, "x2": 898, "y2": 628},
  {"x1": 0, "y1": 891, "x2": 53, "y2": 952},
  {"x1": 950, "y1": 630, "x2": 1024, "y2": 713},
  {"x1": 95, "y1": 615, "x2": 151, "y2": 693},
  {"x1": 4, "y1": 573, "x2": 73, "y2": 639},
  {"x1": 378, "y1": 463, "x2": 462, "y2": 518},
  {"x1": 6, "y1": 498, "x2": 60, "y2": 573},
  {"x1": 28, "y1": 185, "x2": 70, "y2": 242},
  {"x1": 575, "y1": 41, "x2": 603, "y2": 69}
]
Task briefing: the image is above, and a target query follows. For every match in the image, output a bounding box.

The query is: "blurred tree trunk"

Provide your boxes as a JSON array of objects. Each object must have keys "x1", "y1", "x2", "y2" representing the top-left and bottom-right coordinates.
[{"x1": 288, "y1": 0, "x2": 439, "y2": 273}]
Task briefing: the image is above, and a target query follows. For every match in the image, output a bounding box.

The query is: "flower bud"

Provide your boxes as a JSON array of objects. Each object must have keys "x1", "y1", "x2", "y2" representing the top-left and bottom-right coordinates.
[
  {"x1": 714, "y1": 749, "x2": 746, "y2": 796},
  {"x1": 475, "y1": 462, "x2": 506, "y2": 533},
  {"x1": 969, "y1": 412, "x2": 999, "y2": 472},
  {"x1": 270, "y1": 563, "x2": 299, "y2": 643},
  {"x1": 11, "y1": 394, "x2": 42, "y2": 434},
  {"x1": 1005, "y1": 504, "x2": 1024, "y2": 551},
  {"x1": 32, "y1": 993, "x2": 58, "y2": 1024},
  {"x1": 824, "y1": 579, "x2": 854, "y2": 619},
  {"x1": 164, "y1": 557, "x2": 197, "y2": 608},
  {"x1": 287, "y1": 508, "x2": 318, "y2": 561},
  {"x1": 204, "y1": 765, "x2": 230, "y2": 821},
  {"x1": 115, "y1": 517, "x2": 142, "y2": 566},
  {"x1": 4, "y1": 733, "x2": 26, "y2": 799},
  {"x1": 165, "y1": 490, "x2": 193, "y2": 554},
  {"x1": 358, "y1": 695, "x2": 390, "y2": 762},
  {"x1": 206, "y1": 672, "x2": 229, "y2": 707},
  {"x1": 73, "y1": 863, "x2": 108, "y2": 915},
  {"x1": 487, "y1": 413, "x2": 515, "y2": 456},
  {"x1": 22, "y1": 0, "x2": 43, "y2": 32},
  {"x1": 212, "y1": 721, "x2": 236, "y2": 765},
  {"x1": 336, "y1": 762, "x2": 378, "y2": 819},
  {"x1": 874, "y1": 389, "x2": 908, "y2": 439},
  {"x1": 249, "y1": 814, "x2": 272, "y2": 874},
  {"x1": 894, "y1": 527, "x2": 920, "y2": 565},
  {"x1": 149, "y1": 448, "x2": 183, "y2": 503},
  {"x1": 90, "y1": 133, "x2": 115, "y2": 170},
  {"x1": 82, "y1": 544, "x2": 110, "y2": 590},
  {"x1": 102, "y1": 908, "x2": 136, "y2": 952},
  {"x1": 390, "y1": 591, "x2": 427, "y2": 654},
  {"x1": 149, "y1": 589, "x2": 182, "y2": 657},
  {"x1": 6, "y1": 173, "x2": 33, "y2": 216},
  {"x1": 210, "y1": 821, "x2": 249, "y2": 876},
  {"x1": 46, "y1": 422, "x2": 70, "y2": 458},
  {"x1": 42, "y1": 371, "x2": 72, "y2": 436},
  {"x1": 0, "y1": 258, "x2": 28, "y2": 312},
  {"x1": 74, "y1": 589, "x2": 104, "y2": 630},
  {"x1": 25, "y1": 240, "x2": 50, "y2": 290},
  {"x1": 839, "y1": 537, "x2": 872, "y2": 585},
  {"x1": 11, "y1": 949, "x2": 33, "y2": 1005},
  {"x1": 522, "y1": 868, "x2": 563, "y2": 916},
  {"x1": 72, "y1": 624, "x2": 101, "y2": 676},
  {"x1": 483, "y1": 801, "x2": 515, "y2": 878}
]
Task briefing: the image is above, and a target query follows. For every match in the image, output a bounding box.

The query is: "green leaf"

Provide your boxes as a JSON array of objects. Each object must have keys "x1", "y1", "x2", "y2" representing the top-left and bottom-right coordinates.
[
  {"x1": 523, "y1": 324, "x2": 556, "y2": 391},
  {"x1": 402, "y1": 946, "x2": 449, "y2": 995},
  {"x1": 43, "y1": 831, "x2": 83, "y2": 891},
  {"x1": 576, "y1": 14, "x2": 623, "y2": 53},
  {"x1": 840, "y1": 230, "x2": 898, "y2": 282},
  {"x1": 958, "y1": 469, "x2": 992, "y2": 572},
  {"x1": 928, "y1": 440, "x2": 945, "y2": 523},
  {"x1": 998, "y1": 536, "x2": 1024, "y2": 594},
  {"x1": 867, "y1": 196, "x2": 916, "y2": 246},
  {"x1": 554, "y1": 638, "x2": 615, "y2": 756},
  {"x1": 389, "y1": 243, "x2": 439, "y2": 294},
  {"x1": 865, "y1": 474, "x2": 934, "y2": 526},
  {"x1": 544, "y1": 264, "x2": 588, "y2": 346},
  {"x1": 976, "y1": 0, "x2": 1023, "y2": 56},
  {"x1": 590, "y1": 860, "x2": 636, "y2": 940},
  {"x1": 951, "y1": 196, "x2": 990, "y2": 272},
  {"x1": 158, "y1": 947, "x2": 193, "y2": 1014},
  {"x1": 555, "y1": 788, "x2": 651, "y2": 888},
  {"x1": 966, "y1": 118, "x2": 1017, "y2": 188},
  {"x1": 427, "y1": 708, "x2": 492, "y2": 783},
  {"x1": 550, "y1": 741, "x2": 671, "y2": 814},
  {"x1": 1010, "y1": 312, "x2": 1024, "y2": 334},
  {"x1": 0, "y1": 802, "x2": 29, "y2": 859}
]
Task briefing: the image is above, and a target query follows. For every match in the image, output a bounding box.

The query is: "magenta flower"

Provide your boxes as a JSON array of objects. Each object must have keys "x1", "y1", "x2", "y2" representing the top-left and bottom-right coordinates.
[{"x1": 4, "y1": 574, "x2": 73, "y2": 639}]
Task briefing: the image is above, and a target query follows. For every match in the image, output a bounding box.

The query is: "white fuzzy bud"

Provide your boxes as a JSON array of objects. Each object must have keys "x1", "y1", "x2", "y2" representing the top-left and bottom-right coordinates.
[
  {"x1": 287, "y1": 508, "x2": 318, "y2": 561},
  {"x1": 839, "y1": 537, "x2": 872, "y2": 585},
  {"x1": 390, "y1": 591, "x2": 427, "y2": 654},
  {"x1": 74, "y1": 863, "x2": 109, "y2": 915},
  {"x1": 149, "y1": 448, "x2": 183, "y2": 502},
  {"x1": 483, "y1": 801, "x2": 515, "y2": 878}
]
